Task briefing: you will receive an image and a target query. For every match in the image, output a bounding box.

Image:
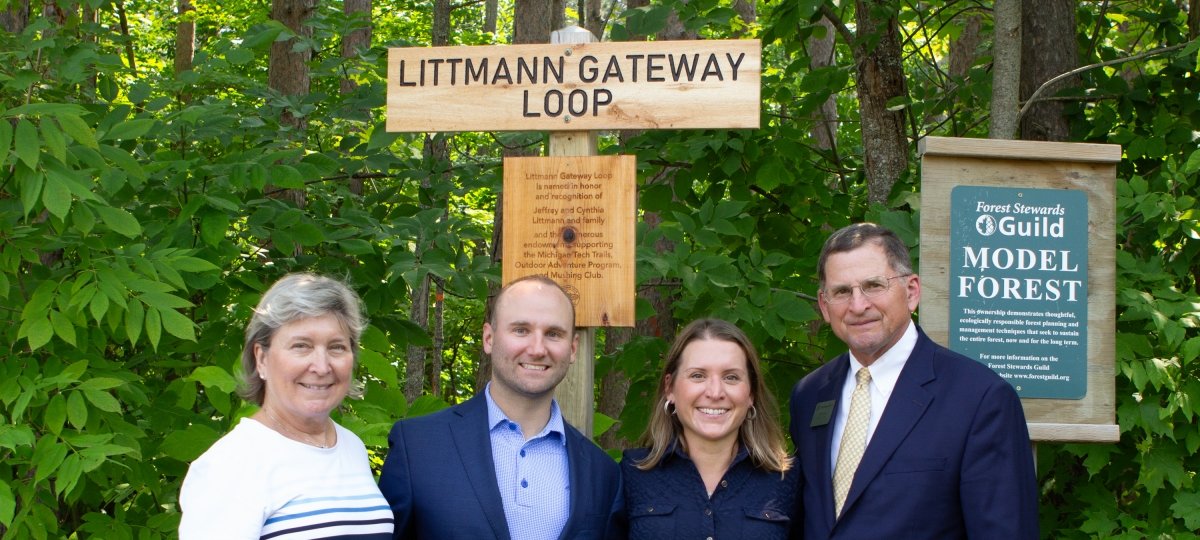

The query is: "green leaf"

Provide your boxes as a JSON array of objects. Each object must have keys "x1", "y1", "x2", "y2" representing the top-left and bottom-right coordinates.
[
  {"x1": 171, "y1": 256, "x2": 220, "y2": 273},
  {"x1": 33, "y1": 436, "x2": 69, "y2": 484},
  {"x1": 593, "y1": 411, "x2": 617, "y2": 438},
  {"x1": 200, "y1": 211, "x2": 229, "y2": 246},
  {"x1": 25, "y1": 316, "x2": 53, "y2": 350},
  {"x1": 94, "y1": 205, "x2": 142, "y2": 237},
  {"x1": 17, "y1": 165, "x2": 43, "y2": 216},
  {"x1": 14, "y1": 118, "x2": 39, "y2": 168},
  {"x1": 145, "y1": 305, "x2": 162, "y2": 350},
  {"x1": 138, "y1": 291, "x2": 193, "y2": 310},
  {"x1": 0, "y1": 479, "x2": 13, "y2": 527},
  {"x1": 49, "y1": 310, "x2": 76, "y2": 347},
  {"x1": 358, "y1": 348, "x2": 398, "y2": 388},
  {"x1": 83, "y1": 389, "x2": 121, "y2": 413},
  {"x1": 71, "y1": 204, "x2": 96, "y2": 235},
  {"x1": 0, "y1": 425, "x2": 35, "y2": 450},
  {"x1": 67, "y1": 390, "x2": 88, "y2": 429},
  {"x1": 56, "y1": 114, "x2": 98, "y2": 149},
  {"x1": 158, "y1": 307, "x2": 196, "y2": 341},
  {"x1": 55, "y1": 454, "x2": 84, "y2": 496},
  {"x1": 125, "y1": 299, "x2": 144, "y2": 346},
  {"x1": 44, "y1": 393, "x2": 66, "y2": 435},
  {"x1": 0, "y1": 118, "x2": 12, "y2": 161},
  {"x1": 40, "y1": 117, "x2": 67, "y2": 163},
  {"x1": 89, "y1": 290, "x2": 110, "y2": 322},
  {"x1": 76, "y1": 378, "x2": 124, "y2": 391},
  {"x1": 188, "y1": 366, "x2": 238, "y2": 394},
  {"x1": 159, "y1": 423, "x2": 221, "y2": 462},
  {"x1": 102, "y1": 118, "x2": 155, "y2": 141},
  {"x1": 41, "y1": 168, "x2": 73, "y2": 219}
]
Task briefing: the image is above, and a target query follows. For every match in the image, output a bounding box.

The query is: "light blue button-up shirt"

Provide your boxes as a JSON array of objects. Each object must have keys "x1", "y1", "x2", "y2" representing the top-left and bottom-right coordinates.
[{"x1": 485, "y1": 384, "x2": 571, "y2": 540}]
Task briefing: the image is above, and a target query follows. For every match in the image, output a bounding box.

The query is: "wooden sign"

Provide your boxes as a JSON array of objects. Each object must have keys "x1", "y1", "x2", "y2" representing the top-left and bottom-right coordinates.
[
  {"x1": 502, "y1": 155, "x2": 635, "y2": 327},
  {"x1": 918, "y1": 136, "x2": 1121, "y2": 443},
  {"x1": 387, "y1": 40, "x2": 760, "y2": 132}
]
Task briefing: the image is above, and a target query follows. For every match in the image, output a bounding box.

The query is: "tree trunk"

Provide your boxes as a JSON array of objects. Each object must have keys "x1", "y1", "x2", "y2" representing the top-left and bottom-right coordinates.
[
  {"x1": 1019, "y1": 0, "x2": 1076, "y2": 141},
  {"x1": 431, "y1": 279, "x2": 445, "y2": 397},
  {"x1": 808, "y1": 16, "x2": 839, "y2": 151},
  {"x1": 269, "y1": 0, "x2": 314, "y2": 131},
  {"x1": 485, "y1": 0, "x2": 498, "y2": 35},
  {"x1": 851, "y1": 0, "x2": 909, "y2": 204},
  {"x1": 990, "y1": 1, "x2": 1020, "y2": 139},
  {"x1": 732, "y1": 0, "x2": 756, "y2": 36},
  {"x1": 174, "y1": 0, "x2": 195, "y2": 104},
  {"x1": 405, "y1": 273, "x2": 431, "y2": 402},
  {"x1": 408, "y1": 2, "x2": 453, "y2": 402},
  {"x1": 340, "y1": 0, "x2": 371, "y2": 95},
  {"x1": 513, "y1": 0, "x2": 564, "y2": 44},
  {"x1": 583, "y1": 0, "x2": 604, "y2": 40},
  {"x1": 1189, "y1": 0, "x2": 1199, "y2": 40},
  {"x1": 267, "y1": 0, "x2": 313, "y2": 213},
  {"x1": 174, "y1": 0, "x2": 195, "y2": 76},
  {"x1": 0, "y1": 0, "x2": 30, "y2": 33}
]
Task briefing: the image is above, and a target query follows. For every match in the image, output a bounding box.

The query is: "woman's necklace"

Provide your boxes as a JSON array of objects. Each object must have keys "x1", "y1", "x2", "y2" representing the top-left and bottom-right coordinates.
[{"x1": 262, "y1": 408, "x2": 333, "y2": 448}]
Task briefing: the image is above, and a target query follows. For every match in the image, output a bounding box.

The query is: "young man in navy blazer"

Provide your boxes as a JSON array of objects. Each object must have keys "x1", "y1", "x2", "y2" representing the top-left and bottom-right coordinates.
[
  {"x1": 790, "y1": 223, "x2": 1038, "y2": 539},
  {"x1": 379, "y1": 275, "x2": 623, "y2": 540}
]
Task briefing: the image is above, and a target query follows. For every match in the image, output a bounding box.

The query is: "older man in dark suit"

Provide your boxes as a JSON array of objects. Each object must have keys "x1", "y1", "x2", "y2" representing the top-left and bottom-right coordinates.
[
  {"x1": 790, "y1": 223, "x2": 1038, "y2": 539},
  {"x1": 379, "y1": 275, "x2": 622, "y2": 540}
]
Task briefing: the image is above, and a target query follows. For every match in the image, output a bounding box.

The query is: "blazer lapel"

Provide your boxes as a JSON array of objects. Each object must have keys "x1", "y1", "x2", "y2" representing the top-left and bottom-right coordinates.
[
  {"x1": 451, "y1": 396, "x2": 512, "y2": 540},
  {"x1": 814, "y1": 356, "x2": 850, "y2": 530},
  {"x1": 841, "y1": 332, "x2": 936, "y2": 516},
  {"x1": 558, "y1": 425, "x2": 585, "y2": 540}
]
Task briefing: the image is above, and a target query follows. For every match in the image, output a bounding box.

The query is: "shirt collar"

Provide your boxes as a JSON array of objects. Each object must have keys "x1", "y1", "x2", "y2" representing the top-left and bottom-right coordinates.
[
  {"x1": 847, "y1": 320, "x2": 918, "y2": 401},
  {"x1": 484, "y1": 383, "x2": 567, "y2": 446}
]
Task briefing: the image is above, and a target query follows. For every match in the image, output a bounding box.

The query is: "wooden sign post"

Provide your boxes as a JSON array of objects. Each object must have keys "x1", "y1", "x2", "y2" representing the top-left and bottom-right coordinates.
[
  {"x1": 918, "y1": 136, "x2": 1120, "y2": 443},
  {"x1": 388, "y1": 28, "x2": 761, "y2": 434}
]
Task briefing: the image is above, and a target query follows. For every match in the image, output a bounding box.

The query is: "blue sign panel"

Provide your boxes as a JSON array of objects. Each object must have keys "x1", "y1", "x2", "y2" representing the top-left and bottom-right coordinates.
[{"x1": 949, "y1": 186, "x2": 1088, "y2": 399}]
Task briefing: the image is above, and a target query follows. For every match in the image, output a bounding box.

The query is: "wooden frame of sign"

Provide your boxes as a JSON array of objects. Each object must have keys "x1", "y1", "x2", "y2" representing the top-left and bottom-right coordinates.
[{"x1": 918, "y1": 136, "x2": 1121, "y2": 443}]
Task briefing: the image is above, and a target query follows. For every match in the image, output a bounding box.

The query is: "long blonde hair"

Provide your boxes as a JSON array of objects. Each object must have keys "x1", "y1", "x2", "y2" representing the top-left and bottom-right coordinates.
[{"x1": 635, "y1": 318, "x2": 791, "y2": 473}]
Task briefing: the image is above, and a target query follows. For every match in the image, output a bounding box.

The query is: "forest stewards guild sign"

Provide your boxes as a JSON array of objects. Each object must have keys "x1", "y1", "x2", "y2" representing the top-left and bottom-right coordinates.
[
  {"x1": 949, "y1": 186, "x2": 1089, "y2": 399},
  {"x1": 386, "y1": 40, "x2": 761, "y2": 132}
]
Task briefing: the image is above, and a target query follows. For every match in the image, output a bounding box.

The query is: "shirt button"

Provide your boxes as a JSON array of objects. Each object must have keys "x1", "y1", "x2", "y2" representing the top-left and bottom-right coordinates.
[
  {"x1": 707, "y1": 537, "x2": 714, "y2": 540},
  {"x1": 720, "y1": 480, "x2": 727, "y2": 487},
  {"x1": 521, "y1": 479, "x2": 528, "y2": 488},
  {"x1": 704, "y1": 508, "x2": 712, "y2": 516},
  {"x1": 509, "y1": 423, "x2": 518, "y2": 431},
  {"x1": 520, "y1": 449, "x2": 526, "y2": 457},
  {"x1": 647, "y1": 506, "x2": 654, "y2": 513}
]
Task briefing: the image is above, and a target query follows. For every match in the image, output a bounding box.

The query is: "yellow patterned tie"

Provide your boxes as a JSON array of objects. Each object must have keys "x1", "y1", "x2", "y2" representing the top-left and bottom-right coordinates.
[{"x1": 833, "y1": 367, "x2": 871, "y2": 517}]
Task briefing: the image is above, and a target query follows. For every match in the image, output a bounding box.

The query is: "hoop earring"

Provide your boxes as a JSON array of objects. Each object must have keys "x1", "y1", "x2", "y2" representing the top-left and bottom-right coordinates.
[
  {"x1": 747, "y1": 405, "x2": 758, "y2": 420},
  {"x1": 663, "y1": 400, "x2": 676, "y2": 415}
]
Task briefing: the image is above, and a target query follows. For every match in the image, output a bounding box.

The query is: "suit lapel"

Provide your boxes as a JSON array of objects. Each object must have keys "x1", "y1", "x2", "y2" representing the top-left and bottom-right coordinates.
[
  {"x1": 842, "y1": 332, "x2": 936, "y2": 516},
  {"x1": 451, "y1": 396, "x2": 512, "y2": 540},
  {"x1": 815, "y1": 356, "x2": 850, "y2": 530},
  {"x1": 558, "y1": 425, "x2": 585, "y2": 540}
]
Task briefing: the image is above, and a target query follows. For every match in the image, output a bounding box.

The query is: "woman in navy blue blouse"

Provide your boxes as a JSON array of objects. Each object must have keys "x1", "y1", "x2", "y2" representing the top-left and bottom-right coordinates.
[{"x1": 622, "y1": 318, "x2": 800, "y2": 539}]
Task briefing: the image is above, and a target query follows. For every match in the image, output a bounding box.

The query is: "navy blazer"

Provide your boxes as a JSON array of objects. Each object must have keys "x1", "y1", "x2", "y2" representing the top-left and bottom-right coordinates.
[
  {"x1": 789, "y1": 326, "x2": 1038, "y2": 539},
  {"x1": 378, "y1": 394, "x2": 624, "y2": 540}
]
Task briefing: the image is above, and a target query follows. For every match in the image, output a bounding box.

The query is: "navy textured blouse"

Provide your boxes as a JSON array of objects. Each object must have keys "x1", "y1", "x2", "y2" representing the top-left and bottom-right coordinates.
[{"x1": 621, "y1": 444, "x2": 801, "y2": 540}]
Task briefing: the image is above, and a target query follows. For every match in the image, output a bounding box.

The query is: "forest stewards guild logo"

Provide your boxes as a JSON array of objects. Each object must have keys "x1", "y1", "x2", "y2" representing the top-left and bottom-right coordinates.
[{"x1": 976, "y1": 214, "x2": 998, "y2": 236}]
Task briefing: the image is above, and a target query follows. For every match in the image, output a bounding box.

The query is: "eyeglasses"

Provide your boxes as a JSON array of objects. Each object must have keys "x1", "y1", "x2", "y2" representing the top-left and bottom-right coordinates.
[{"x1": 821, "y1": 274, "x2": 912, "y2": 304}]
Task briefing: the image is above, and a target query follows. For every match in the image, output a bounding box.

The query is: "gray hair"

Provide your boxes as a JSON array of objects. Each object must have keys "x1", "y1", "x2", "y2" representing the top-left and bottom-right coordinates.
[
  {"x1": 817, "y1": 222, "x2": 914, "y2": 288},
  {"x1": 238, "y1": 273, "x2": 366, "y2": 405}
]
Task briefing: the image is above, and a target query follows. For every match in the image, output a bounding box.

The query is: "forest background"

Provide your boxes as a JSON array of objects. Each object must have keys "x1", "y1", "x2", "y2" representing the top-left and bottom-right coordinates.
[{"x1": 0, "y1": 0, "x2": 1197, "y2": 537}]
